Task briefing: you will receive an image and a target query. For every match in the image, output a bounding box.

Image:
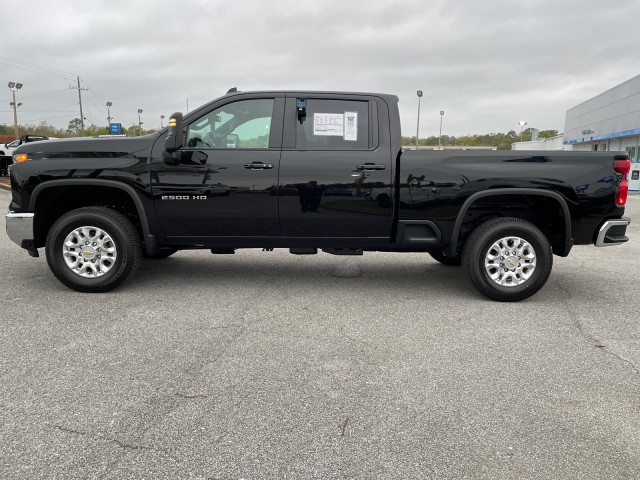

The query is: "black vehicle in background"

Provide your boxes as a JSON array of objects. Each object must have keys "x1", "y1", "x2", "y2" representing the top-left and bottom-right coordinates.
[{"x1": 5, "y1": 89, "x2": 631, "y2": 301}]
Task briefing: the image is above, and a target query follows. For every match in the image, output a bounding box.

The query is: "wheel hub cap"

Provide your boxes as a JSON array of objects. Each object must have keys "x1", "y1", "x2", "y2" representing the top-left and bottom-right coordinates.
[
  {"x1": 484, "y1": 236, "x2": 536, "y2": 287},
  {"x1": 62, "y1": 226, "x2": 117, "y2": 278}
]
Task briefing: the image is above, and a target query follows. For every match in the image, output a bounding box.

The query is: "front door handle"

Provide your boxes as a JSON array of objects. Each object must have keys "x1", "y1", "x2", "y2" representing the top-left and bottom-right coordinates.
[
  {"x1": 244, "y1": 162, "x2": 274, "y2": 170},
  {"x1": 357, "y1": 163, "x2": 386, "y2": 171}
]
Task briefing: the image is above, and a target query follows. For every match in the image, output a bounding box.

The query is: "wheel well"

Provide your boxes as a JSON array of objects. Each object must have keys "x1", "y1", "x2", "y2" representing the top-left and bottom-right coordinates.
[
  {"x1": 455, "y1": 194, "x2": 568, "y2": 255},
  {"x1": 33, "y1": 186, "x2": 142, "y2": 248}
]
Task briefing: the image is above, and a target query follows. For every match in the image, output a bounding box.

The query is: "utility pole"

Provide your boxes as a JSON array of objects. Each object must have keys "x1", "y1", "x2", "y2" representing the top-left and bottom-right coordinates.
[
  {"x1": 416, "y1": 90, "x2": 423, "y2": 150},
  {"x1": 8, "y1": 82, "x2": 23, "y2": 138},
  {"x1": 438, "y1": 110, "x2": 444, "y2": 150},
  {"x1": 70, "y1": 76, "x2": 88, "y2": 134},
  {"x1": 519, "y1": 120, "x2": 527, "y2": 142},
  {"x1": 106, "y1": 102, "x2": 112, "y2": 127},
  {"x1": 137, "y1": 109, "x2": 143, "y2": 136}
]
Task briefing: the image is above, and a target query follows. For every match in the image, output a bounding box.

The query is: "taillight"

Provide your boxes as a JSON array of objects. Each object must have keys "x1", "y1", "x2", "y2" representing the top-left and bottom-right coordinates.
[{"x1": 614, "y1": 158, "x2": 631, "y2": 206}]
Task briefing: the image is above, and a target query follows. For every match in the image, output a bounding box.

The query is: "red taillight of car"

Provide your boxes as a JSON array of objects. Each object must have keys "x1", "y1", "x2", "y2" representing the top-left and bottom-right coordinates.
[{"x1": 614, "y1": 158, "x2": 631, "y2": 206}]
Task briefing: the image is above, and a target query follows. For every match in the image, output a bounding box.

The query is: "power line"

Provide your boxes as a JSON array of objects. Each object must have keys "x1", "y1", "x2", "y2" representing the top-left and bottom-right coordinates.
[
  {"x1": 19, "y1": 89, "x2": 73, "y2": 99},
  {"x1": 0, "y1": 56, "x2": 77, "y2": 80},
  {"x1": 18, "y1": 114, "x2": 77, "y2": 122}
]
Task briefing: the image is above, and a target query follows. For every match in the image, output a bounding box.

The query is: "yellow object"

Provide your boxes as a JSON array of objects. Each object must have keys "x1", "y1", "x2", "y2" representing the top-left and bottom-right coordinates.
[{"x1": 16, "y1": 153, "x2": 28, "y2": 163}]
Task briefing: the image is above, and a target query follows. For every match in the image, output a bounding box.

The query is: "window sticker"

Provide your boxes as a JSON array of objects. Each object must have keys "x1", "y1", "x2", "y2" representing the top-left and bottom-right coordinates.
[
  {"x1": 344, "y1": 111, "x2": 358, "y2": 141},
  {"x1": 313, "y1": 113, "x2": 344, "y2": 136}
]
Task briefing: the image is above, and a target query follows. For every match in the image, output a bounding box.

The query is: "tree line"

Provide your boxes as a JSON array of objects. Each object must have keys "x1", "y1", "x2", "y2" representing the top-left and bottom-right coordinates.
[
  {"x1": 1, "y1": 119, "x2": 559, "y2": 148},
  {"x1": 402, "y1": 129, "x2": 559, "y2": 150},
  {"x1": 0, "y1": 118, "x2": 159, "y2": 139}
]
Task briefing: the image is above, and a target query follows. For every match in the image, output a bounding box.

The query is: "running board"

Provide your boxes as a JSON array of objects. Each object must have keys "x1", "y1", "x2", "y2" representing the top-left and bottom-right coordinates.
[{"x1": 322, "y1": 248, "x2": 363, "y2": 256}]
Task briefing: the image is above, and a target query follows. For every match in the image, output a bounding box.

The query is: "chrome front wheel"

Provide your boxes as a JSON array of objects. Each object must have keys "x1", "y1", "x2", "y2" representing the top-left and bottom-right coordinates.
[
  {"x1": 62, "y1": 226, "x2": 118, "y2": 278},
  {"x1": 46, "y1": 207, "x2": 141, "y2": 292}
]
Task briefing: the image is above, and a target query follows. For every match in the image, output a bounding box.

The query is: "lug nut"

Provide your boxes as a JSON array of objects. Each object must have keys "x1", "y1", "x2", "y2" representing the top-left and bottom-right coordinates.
[
  {"x1": 97, "y1": 255, "x2": 101, "y2": 259},
  {"x1": 85, "y1": 241, "x2": 89, "y2": 245},
  {"x1": 91, "y1": 259, "x2": 96, "y2": 263},
  {"x1": 93, "y1": 242, "x2": 97, "y2": 246}
]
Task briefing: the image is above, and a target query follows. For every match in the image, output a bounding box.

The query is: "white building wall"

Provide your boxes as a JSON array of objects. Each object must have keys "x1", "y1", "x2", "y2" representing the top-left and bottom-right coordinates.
[
  {"x1": 512, "y1": 135, "x2": 568, "y2": 150},
  {"x1": 564, "y1": 74, "x2": 640, "y2": 152}
]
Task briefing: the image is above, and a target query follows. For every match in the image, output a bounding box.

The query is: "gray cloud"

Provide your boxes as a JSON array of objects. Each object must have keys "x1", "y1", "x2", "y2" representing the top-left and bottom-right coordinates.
[{"x1": 4, "y1": 0, "x2": 640, "y2": 137}]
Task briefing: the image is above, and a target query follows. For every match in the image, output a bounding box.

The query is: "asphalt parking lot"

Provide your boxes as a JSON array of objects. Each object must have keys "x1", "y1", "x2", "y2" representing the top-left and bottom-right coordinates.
[{"x1": 1, "y1": 186, "x2": 640, "y2": 479}]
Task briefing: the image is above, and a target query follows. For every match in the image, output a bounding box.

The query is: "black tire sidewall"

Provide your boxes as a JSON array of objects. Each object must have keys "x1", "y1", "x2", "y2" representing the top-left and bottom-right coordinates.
[
  {"x1": 468, "y1": 221, "x2": 552, "y2": 301},
  {"x1": 46, "y1": 211, "x2": 135, "y2": 292}
]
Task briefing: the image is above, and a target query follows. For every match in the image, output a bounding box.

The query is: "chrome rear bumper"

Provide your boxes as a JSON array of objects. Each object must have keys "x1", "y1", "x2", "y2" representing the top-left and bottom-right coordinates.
[{"x1": 595, "y1": 217, "x2": 630, "y2": 247}]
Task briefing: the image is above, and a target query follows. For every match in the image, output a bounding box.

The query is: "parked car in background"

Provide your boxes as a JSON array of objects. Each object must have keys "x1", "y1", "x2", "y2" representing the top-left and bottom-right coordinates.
[{"x1": 1, "y1": 135, "x2": 56, "y2": 158}]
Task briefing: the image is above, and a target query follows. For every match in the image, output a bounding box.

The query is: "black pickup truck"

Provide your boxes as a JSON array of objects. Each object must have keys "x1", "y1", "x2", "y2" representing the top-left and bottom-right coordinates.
[{"x1": 5, "y1": 89, "x2": 632, "y2": 301}]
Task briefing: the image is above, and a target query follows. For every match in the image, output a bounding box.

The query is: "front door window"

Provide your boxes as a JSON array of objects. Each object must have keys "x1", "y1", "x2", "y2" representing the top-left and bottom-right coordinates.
[{"x1": 185, "y1": 99, "x2": 274, "y2": 150}]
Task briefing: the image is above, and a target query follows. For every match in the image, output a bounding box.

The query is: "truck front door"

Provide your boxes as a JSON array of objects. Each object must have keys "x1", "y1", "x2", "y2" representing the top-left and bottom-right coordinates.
[
  {"x1": 150, "y1": 95, "x2": 284, "y2": 237},
  {"x1": 277, "y1": 95, "x2": 393, "y2": 239}
]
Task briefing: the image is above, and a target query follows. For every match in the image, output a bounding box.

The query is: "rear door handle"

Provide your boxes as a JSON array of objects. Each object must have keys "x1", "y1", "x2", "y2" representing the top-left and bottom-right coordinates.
[
  {"x1": 244, "y1": 162, "x2": 274, "y2": 170},
  {"x1": 357, "y1": 163, "x2": 386, "y2": 171}
]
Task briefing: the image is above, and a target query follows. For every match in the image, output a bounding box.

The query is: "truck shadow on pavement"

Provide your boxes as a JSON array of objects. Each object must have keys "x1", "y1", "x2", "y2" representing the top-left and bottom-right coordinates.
[{"x1": 131, "y1": 251, "x2": 488, "y2": 301}]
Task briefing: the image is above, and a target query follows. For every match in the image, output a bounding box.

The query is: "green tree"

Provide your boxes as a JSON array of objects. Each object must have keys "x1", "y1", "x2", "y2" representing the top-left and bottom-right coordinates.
[
  {"x1": 67, "y1": 118, "x2": 83, "y2": 136},
  {"x1": 538, "y1": 129, "x2": 559, "y2": 139}
]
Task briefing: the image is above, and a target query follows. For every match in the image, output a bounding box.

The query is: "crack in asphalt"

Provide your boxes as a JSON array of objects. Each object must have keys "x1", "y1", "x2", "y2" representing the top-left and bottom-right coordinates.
[
  {"x1": 554, "y1": 278, "x2": 640, "y2": 376},
  {"x1": 51, "y1": 424, "x2": 166, "y2": 453}
]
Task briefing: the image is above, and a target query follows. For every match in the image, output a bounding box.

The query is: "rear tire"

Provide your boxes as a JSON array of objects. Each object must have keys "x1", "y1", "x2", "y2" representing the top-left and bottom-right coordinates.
[
  {"x1": 45, "y1": 207, "x2": 141, "y2": 292},
  {"x1": 462, "y1": 217, "x2": 552, "y2": 302}
]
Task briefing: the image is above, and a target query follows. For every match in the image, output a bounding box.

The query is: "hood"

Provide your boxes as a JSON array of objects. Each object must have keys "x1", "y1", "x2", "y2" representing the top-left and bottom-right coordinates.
[{"x1": 14, "y1": 134, "x2": 161, "y2": 157}]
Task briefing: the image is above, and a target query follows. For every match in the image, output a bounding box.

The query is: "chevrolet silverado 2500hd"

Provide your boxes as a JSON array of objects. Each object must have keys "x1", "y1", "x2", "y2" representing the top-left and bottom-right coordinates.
[{"x1": 5, "y1": 89, "x2": 631, "y2": 301}]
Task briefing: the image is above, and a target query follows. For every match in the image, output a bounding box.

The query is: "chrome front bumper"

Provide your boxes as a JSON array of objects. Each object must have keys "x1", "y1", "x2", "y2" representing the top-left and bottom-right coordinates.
[
  {"x1": 595, "y1": 217, "x2": 631, "y2": 247},
  {"x1": 5, "y1": 212, "x2": 35, "y2": 248}
]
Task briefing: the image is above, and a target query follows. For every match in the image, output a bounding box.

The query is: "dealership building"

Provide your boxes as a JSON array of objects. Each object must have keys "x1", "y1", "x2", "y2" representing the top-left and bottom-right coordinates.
[{"x1": 513, "y1": 73, "x2": 640, "y2": 191}]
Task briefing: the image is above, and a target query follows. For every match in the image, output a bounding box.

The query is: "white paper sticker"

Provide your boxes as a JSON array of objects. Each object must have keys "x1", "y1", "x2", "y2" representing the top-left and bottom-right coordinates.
[
  {"x1": 344, "y1": 111, "x2": 358, "y2": 141},
  {"x1": 313, "y1": 113, "x2": 344, "y2": 136}
]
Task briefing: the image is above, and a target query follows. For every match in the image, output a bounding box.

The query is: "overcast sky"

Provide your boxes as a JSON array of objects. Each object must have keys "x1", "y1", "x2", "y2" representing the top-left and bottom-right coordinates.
[{"x1": 3, "y1": 0, "x2": 640, "y2": 137}]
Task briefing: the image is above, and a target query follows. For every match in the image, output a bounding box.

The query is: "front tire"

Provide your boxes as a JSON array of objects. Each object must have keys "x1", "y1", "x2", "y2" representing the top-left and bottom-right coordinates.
[
  {"x1": 45, "y1": 207, "x2": 141, "y2": 292},
  {"x1": 462, "y1": 217, "x2": 552, "y2": 302}
]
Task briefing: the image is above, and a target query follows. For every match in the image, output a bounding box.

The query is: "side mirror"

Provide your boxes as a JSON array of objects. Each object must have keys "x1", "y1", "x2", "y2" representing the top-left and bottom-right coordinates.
[
  {"x1": 164, "y1": 112, "x2": 184, "y2": 153},
  {"x1": 225, "y1": 133, "x2": 239, "y2": 148}
]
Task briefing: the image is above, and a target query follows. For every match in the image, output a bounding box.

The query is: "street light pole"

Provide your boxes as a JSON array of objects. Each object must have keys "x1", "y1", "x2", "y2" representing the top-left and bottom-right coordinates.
[
  {"x1": 8, "y1": 82, "x2": 23, "y2": 139},
  {"x1": 137, "y1": 109, "x2": 143, "y2": 136},
  {"x1": 519, "y1": 120, "x2": 527, "y2": 142},
  {"x1": 106, "y1": 102, "x2": 112, "y2": 127},
  {"x1": 160, "y1": 115, "x2": 165, "y2": 128},
  {"x1": 438, "y1": 110, "x2": 444, "y2": 150},
  {"x1": 416, "y1": 90, "x2": 423, "y2": 150}
]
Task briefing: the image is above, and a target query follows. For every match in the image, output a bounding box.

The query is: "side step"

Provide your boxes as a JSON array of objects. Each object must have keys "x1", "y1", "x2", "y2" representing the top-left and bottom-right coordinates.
[
  {"x1": 322, "y1": 248, "x2": 363, "y2": 256},
  {"x1": 290, "y1": 248, "x2": 318, "y2": 255},
  {"x1": 211, "y1": 248, "x2": 236, "y2": 254}
]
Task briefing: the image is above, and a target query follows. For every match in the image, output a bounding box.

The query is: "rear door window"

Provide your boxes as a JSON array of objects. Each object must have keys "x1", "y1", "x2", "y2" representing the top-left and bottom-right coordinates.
[{"x1": 296, "y1": 99, "x2": 369, "y2": 150}]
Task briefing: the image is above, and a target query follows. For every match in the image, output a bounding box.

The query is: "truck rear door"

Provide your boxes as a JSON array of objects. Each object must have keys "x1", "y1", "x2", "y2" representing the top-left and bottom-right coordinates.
[{"x1": 277, "y1": 94, "x2": 393, "y2": 239}]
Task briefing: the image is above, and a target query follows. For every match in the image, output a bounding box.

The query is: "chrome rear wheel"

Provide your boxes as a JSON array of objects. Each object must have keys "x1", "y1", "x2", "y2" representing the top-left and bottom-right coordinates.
[{"x1": 484, "y1": 236, "x2": 536, "y2": 287}]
